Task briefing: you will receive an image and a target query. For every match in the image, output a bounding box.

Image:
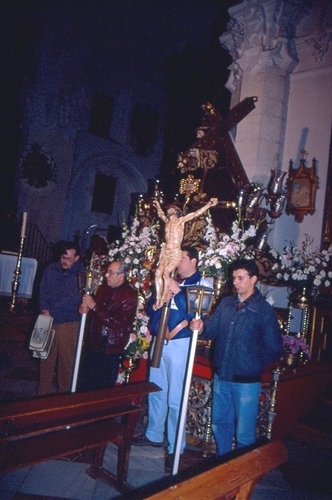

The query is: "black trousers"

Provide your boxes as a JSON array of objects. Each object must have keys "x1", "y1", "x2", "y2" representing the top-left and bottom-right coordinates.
[{"x1": 77, "y1": 341, "x2": 121, "y2": 391}]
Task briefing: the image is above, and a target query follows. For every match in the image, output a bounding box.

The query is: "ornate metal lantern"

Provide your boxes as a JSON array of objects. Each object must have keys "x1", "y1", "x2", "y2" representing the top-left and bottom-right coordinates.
[
  {"x1": 77, "y1": 269, "x2": 102, "y2": 295},
  {"x1": 72, "y1": 268, "x2": 102, "y2": 393},
  {"x1": 186, "y1": 285, "x2": 215, "y2": 317}
]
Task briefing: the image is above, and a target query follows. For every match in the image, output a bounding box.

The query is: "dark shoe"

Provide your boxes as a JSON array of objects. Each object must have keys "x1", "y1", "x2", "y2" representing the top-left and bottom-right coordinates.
[
  {"x1": 131, "y1": 434, "x2": 163, "y2": 447},
  {"x1": 165, "y1": 453, "x2": 173, "y2": 473}
]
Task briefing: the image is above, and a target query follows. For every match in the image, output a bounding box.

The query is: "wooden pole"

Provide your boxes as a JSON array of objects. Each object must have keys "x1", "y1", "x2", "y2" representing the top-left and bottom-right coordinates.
[{"x1": 150, "y1": 300, "x2": 171, "y2": 368}]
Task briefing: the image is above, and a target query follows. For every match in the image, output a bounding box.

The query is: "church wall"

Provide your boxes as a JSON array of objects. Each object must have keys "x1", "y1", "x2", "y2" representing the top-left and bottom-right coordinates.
[
  {"x1": 17, "y1": 130, "x2": 76, "y2": 245},
  {"x1": 17, "y1": 83, "x2": 163, "y2": 248},
  {"x1": 15, "y1": 3, "x2": 166, "y2": 249},
  {"x1": 61, "y1": 137, "x2": 153, "y2": 245},
  {"x1": 221, "y1": 0, "x2": 332, "y2": 251},
  {"x1": 220, "y1": 0, "x2": 332, "y2": 307},
  {"x1": 273, "y1": 64, "x2": 332, "y2": 252}
]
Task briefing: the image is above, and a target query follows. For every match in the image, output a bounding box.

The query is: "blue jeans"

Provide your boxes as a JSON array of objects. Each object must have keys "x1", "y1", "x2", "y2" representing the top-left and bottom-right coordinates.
[
  {"x1": 212, "y1": 374, "x2": 261, "y2": 457},
  {"x1": 147, "y1": 337, "x2": 190, "y2": 454}
]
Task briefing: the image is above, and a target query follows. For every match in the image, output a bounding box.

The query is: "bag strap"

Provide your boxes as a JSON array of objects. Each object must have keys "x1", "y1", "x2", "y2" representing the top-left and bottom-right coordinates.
[{"x1": 165, "y1": 320, "x2": 188, "y2": 340}]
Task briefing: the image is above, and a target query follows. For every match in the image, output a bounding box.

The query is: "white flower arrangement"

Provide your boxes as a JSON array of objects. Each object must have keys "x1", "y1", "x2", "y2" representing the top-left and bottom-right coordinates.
[
  {"x1": 124, "y1": 299, "x2": 152, "y2": 360},
  {"x1": 90, "y1": 216, "x2": 160, "y2": 300},
  {"x1": 108, "y1": 216, "x2": 160, "y2": 299},
  {"x1": 198, "y1": 213, "x2": 257, "y2": 277},
  {"x1": 270, "y1": 234, "x2": 332, "y2": 289}
]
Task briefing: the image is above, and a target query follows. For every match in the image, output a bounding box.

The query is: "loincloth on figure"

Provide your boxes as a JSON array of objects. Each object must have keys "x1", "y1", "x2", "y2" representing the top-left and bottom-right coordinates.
[{"x1": 156, "y1": 245, "x2": 182, "y2": 273}]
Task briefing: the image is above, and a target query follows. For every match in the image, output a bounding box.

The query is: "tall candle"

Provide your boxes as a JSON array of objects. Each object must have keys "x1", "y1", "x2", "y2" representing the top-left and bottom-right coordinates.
[{"x1": 21, "y1": 212, "x2": 28, "y2": 238}]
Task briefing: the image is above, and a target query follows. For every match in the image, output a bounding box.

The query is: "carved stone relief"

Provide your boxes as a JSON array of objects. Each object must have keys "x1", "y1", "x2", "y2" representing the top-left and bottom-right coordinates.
[
  {"x1": 220, "y1": 0, "x2": 315, "y2": 92},
  {"x1": 305, "y1": 27, "x2": 332, "y2": 62},
  {"x1": 19, "y1": 143, "x2": 57, "y2": 191}
]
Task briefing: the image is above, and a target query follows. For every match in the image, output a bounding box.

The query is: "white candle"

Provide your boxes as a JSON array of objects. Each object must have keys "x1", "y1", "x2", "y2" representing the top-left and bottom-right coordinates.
[{"x1": 21, "y1": 212, "x2": 28, "y2": 238}]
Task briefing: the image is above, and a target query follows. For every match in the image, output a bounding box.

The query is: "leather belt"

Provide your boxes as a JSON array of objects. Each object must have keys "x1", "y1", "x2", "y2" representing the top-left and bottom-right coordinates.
[{"x1": 165, "y1": 320, "x2": 188, "y2": 340}]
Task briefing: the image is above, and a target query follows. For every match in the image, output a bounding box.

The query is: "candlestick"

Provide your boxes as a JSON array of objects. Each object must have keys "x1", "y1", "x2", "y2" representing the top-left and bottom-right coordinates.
[
  {"x1": 21, "y1": 212, "x2": 28, "y2": 239},
  {"x1": 10, "y1": 237, "x2": 25, "y2": 312}
]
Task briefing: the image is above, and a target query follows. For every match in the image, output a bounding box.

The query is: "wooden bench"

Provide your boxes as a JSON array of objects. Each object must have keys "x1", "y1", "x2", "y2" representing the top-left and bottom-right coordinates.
[
  {"x1": 122, "y1": 439, "x2": 288, "y2": 500},
  {"x1": 0, "y1": 381, "x2": 160, "y2": 494}
]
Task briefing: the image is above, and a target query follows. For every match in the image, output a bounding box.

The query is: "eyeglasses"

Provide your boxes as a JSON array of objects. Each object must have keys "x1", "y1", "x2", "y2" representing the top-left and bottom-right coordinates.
[
  {"x1": 60, "y1": 256, "x2": 75, "y2": 262},
  {"x1": 106, "y1": 270, "x2": 123, "y2": 275}
]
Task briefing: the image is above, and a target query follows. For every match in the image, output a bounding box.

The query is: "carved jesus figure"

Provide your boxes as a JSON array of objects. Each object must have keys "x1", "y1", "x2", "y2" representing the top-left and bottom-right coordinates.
[{"x1": 153, "y1": 197, "x2": 218, "y2": 309}]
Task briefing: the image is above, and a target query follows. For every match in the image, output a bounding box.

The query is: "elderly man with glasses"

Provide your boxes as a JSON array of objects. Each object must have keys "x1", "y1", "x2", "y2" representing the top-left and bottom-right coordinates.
[
  {"x1": 78, "y1": 260, "x2": 137, "y2": 390},
  {"x1": 37, "y1": 241, "x2": 84, "y2": 395}
]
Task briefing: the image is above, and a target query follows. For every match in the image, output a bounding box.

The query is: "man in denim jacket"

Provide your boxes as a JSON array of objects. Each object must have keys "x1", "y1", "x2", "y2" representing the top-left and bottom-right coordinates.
[{"x1": 191, "y1": 258, "x2": 283, "y2": 457}]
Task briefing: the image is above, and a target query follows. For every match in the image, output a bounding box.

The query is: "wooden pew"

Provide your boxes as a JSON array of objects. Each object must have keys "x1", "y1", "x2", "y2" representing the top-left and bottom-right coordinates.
[
  {"x1": 122, "y1": 439, "x2": 288, "y2": 500},
  {"x1": 0, "y1": 381, "x2": 160, "y2": 494}
]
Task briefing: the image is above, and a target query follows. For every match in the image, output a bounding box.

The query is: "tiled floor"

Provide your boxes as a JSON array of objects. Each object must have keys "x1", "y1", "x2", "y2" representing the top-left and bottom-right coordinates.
[{"x1": 0, "y1": 346, "x2": 332, "y2": 499}]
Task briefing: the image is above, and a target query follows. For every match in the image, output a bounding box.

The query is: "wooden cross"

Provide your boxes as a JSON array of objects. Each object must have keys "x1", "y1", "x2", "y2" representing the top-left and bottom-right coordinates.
[{"x1": 178, "y1": 97, "x2": 258, "y2": 193}]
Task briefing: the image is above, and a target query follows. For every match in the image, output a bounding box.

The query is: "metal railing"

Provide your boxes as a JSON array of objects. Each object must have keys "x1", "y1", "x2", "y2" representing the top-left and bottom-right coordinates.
[{"x1": 23, "y1": 223, "x2": 53, "y2": 266}]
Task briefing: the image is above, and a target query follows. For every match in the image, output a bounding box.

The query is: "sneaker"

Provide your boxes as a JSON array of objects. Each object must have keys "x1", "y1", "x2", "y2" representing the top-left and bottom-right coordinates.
[
  {"x1": 165, "y1": 453, "x2": 173, "y2": 473},
  {"x1": 131, "y1": 434, "x2": 163, "y2": 447}
]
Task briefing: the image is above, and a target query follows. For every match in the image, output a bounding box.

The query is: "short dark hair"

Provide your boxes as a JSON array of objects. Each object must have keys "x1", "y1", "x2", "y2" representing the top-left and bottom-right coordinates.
[
  {"x1": 229, "y1": 258, "x2": 259, "y2": 279},
  {"x1": 59, "y1": 241, "x2": 80, "y2": 257},
  {"x1": 181, "y1": 246, "x2": 199, "y2": 263}
]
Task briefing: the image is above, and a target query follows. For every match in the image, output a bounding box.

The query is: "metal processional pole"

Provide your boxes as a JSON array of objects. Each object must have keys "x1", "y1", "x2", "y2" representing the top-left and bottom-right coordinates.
[
  {"x1": 172, "y1": 285, "x2": 214, "y2": 475},
  {"x1": 71, "y1": 268, "x2": 101, "y2": 393}
]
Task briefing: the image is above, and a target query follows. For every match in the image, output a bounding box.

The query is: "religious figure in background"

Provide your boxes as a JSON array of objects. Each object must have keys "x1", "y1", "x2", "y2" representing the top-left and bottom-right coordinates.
[{"x1": 153, "y1": 197, "x2": 218, "y2": 309}]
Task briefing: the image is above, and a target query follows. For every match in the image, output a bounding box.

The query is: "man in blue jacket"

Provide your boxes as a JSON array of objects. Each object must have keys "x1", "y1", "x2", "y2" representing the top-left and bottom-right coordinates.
[
  {"x1": 37, "y1": 242, "x2": 84, "y2": 395},
  {"x1": 132, "y1": 246, "x2": 211, "y2": 471},
  {"x1": 191, "y1": 258, "x2": 283, "y2": 457}
]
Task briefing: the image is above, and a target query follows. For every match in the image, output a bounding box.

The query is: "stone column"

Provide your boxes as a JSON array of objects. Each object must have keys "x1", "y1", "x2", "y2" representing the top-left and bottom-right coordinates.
[{"x1": 219, "y1": 0, "x2": 311, "y2": 182}]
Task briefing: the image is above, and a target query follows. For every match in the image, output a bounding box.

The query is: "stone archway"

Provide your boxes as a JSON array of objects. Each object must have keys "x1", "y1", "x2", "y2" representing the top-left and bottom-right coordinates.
[{"x1": 61, "y1": 153, "x2": 147, "y2": 244}]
